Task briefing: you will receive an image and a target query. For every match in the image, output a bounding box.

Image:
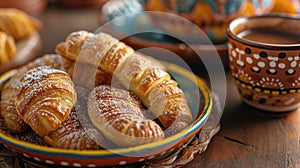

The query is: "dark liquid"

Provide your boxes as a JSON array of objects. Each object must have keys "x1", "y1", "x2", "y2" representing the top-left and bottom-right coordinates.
[{"x1": 238, "y1": 28, "x2": 300, "y2": 44}]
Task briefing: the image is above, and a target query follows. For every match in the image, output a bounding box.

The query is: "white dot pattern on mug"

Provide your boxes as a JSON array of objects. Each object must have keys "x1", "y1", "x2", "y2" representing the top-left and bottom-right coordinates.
[{"x1": 229, "y1": 45, "x2": 300, "y2": 89}]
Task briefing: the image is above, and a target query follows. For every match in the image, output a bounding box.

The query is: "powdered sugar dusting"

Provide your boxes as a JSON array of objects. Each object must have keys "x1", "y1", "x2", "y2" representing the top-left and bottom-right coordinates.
[
  {"x1": 18, "y1": 66, "x2": 70, "y2": 107},
  {"x1": 78, "y1": 33, "x2": 118, "y2": 66},
  {"x1": 88, "y1": 85, "x2": 164, "y2": 147},
  {"x1": 21, "y1": 66, "x2": 57, "y2": 88},
  {"x1": 15, "y1": 66, "x2": 76, "y2": 137}
]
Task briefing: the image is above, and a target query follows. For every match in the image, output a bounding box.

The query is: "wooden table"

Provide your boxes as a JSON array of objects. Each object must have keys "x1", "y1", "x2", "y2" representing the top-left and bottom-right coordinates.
[{"x1": 4, "y1": 6, "x2": 300, "y2": 168}]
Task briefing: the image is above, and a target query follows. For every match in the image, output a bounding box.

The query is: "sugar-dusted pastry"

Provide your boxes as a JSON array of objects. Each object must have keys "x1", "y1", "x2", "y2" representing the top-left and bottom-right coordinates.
[
  {"x1": 71, "y1": 61, "x2": 113, "y2": 89},
  {"x1": 56, "y1": 31, "x2": 193, "y2": 134},
  {"x1": 0, "y1": 72, "x2": 29, "y2": 133},
  {"x1": 115, "y1": 52, "x2": 171, "y2": 104},
  {"x1": 55, "y1": 31, "x2": 135, "y2": 74},
  {"x1": 44, "y1": 86, "x2": 108, "y2": 150},
  {"x1": 0, "y1": 54, "x2": 74, "y2": 133},
  {"x1": 147, "y1": 79, "x2": 192, "y2": 135},
  {"x1": 88, "y1": 85, "x2": 164, "y2": 147},
  {"x1": 0, "y1": 8, "x2": 41, "y2": 40},
  {"x1": 15, "y1": 66, "x2": 77, "y2": 137},
  {"x1": 0, "y1": 31, "x2": 16, "y2": 65}
]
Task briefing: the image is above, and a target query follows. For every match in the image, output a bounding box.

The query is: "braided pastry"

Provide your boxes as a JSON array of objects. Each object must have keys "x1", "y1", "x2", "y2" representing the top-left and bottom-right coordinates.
[
  {"x1": 0, "y1": 31, "x2": 16, "y2": 65},
  {"x1": 0, "y1": 54, "x2": 74, "y2": 133},
  {"x1": 0, "y1": 8, "x2": 41, "y2": 40},
  {"x1": 88, "y1": 85, "x2": 164, "y2": 147},
  {"x1": 15, "y1": 66, "x2": 77, "y2": 137},
  {"x1": 56, "y1": 31, "x2": 193, "y2": 134}
]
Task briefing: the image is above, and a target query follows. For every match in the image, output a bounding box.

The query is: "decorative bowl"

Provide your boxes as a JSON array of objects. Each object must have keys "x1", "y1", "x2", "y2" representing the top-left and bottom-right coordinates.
[
  {"x1": 271, "y1": 0, "x2": 300, "y2": 14},
  {"x1": 0, "y1": 62, "x2": 212, "y2": 167},
  {"x1": 100, "y1": 0, "x2": 229, "y2": 66},
  {"x1": 140, "y1": 0, "x2": 274, "y2": 44},
  {"x1": 227, "y1": 14, "x2": 300, "y2": 112}
]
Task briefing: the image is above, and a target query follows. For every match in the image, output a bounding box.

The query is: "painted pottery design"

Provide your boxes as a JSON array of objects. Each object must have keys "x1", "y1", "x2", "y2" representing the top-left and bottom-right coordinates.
[
  {"x1": 227, "y1": 15, "x2": 300, "y2": 112},
  {"x1": 271, "y1": 0, "x2": 300, "y2": 14},
  {"x1": 228, "y1": 40, "x2": 300, "y2": 111},
  {"x1": 142, "y1": 0, "x2": 274, "y2": 43}
]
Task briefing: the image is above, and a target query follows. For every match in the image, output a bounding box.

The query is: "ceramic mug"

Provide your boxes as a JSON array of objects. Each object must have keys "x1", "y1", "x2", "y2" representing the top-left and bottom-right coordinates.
[{"x1": 227, "y1": 14, "x2": 300, "y2": 112}]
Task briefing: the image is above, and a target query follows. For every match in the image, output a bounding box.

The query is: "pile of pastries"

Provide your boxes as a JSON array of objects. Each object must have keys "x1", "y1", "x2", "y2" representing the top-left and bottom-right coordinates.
[
  {"x1": 0, "y1": 30, "x2": 193, "y2": 150},
  {"x1": 0, "y1": 8, "x2": 41, "y2": 65}
]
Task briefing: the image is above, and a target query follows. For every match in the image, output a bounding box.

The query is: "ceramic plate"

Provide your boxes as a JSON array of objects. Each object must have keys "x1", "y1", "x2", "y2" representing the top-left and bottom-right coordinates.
[
  {"x1": 0, "y1": 32, "x2": 41, "y2": 74},
  {"x1": 0, "y1": 62, "x2": 212, "y2": 167}
]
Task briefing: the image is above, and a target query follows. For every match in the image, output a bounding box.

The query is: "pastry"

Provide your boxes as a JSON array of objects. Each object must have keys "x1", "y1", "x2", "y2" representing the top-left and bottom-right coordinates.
[
  {"x1": 0, "y1": 8, "x2": 41, "y2": 40},
  {"x1": 88, "y1": 85, "x2": 164, "y2": 147},
  {"x1": 0, "y1": 54, "x2": 74, "y2": 133},
  {"x1": 147, "y1": 79, "x2": 192, "y2": 135},
  {"x1": 0, "y1": 31, "x2": 16, "y2": 65},
  {"x1": 114, "y1": 52, "x2": 170, "y2": 103},
  {"x1": 56, "y1": 31, "x2": 193, "y2": 134},
  {"x1": 0, "y1": 73, "x2": 29, "y2": 133},
  {"x1": 44, "y1": 86, "x2": 107, "y2": 150},
  {"x1": 15, "y1": 66, "x2": 77, "y2": 137},
  {"x1": 71, "y1": 61, "x2": 113, "y2": 89}
]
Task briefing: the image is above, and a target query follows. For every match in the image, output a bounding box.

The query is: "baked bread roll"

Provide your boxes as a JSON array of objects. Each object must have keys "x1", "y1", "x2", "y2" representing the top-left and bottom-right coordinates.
[
  {"x1": 56, "y1": 31, "x2": 193, "y2": 134},
  {"x1": 44, "y1": 86, "x2": 107, "y2": 150},
  {"x1": 0, "y1": 8, "x2": 41, "y2": 40},
  {"x1": 15, "y1": 66, "x2": 77, "y2": 137},
  {"x1": 88, "y1": 85, "x2": 164, "y2": 147},
  {"x1": 0, "y1": 54, "x2": 74, "y2": 133},
  {"x1": 0, "y1": 31, "x2": 16, "y2": 65}
]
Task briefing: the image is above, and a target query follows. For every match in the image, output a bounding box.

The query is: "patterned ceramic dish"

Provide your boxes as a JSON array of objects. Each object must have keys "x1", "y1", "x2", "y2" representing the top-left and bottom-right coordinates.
[
  {"x1": 100, "y1": 0, "x2": 229, "y2": 65},
  {"x1": 140, "y1": 0, "x2": 274, "y2": 44},
  {"x1": 271, "y1": 0, "x2": 300, "y2": 14},
  {"x1": 0, "y1": 62, "x2": 212, "y2": 167},
  {"x1": 227, "y1": 14, "x2": 300, "y2": 112}
]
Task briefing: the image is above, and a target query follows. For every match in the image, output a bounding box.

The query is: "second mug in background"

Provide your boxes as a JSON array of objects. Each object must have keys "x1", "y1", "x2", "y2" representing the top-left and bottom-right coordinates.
[{"x1": 227, "y1": 14, "x2": 300, "y2": 112}]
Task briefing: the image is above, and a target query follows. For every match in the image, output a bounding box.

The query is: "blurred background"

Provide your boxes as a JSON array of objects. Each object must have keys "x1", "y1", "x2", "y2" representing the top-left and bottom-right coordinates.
[{"x1": 0, "y1": 0, "x2": 299, "y2": 62}]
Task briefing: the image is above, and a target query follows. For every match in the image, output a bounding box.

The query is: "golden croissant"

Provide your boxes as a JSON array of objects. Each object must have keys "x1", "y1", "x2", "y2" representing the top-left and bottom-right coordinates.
[
  {"x1": 88, "y1": 85, "x2": 164, "y2": 147},
  {"x1": 15, "y1": 66, "x2": 77, "y2": 137},
  {"x1": 56, "y1": 31, "x2": 193, "y2": 134},
  {"x1": 71, "y1": 61, "x2": 113, "y2": 88},
  {"x1": 0, "y1": 8, "x2": 41, "y2": 40},
  {"x1": 0, "y1": 31, "x2": 16, "y2": 65},
  {"x1": 44, "y1": 86, "x2": 107, "y2": 150},
  {"x1": 1, "y1": 54, "x2": 74, "y2": 133}
]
